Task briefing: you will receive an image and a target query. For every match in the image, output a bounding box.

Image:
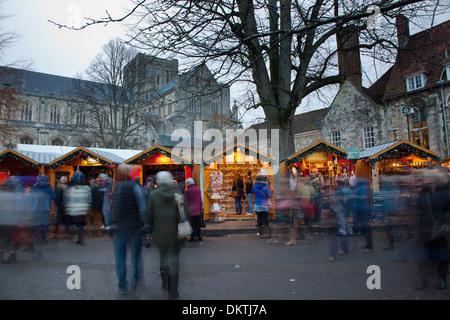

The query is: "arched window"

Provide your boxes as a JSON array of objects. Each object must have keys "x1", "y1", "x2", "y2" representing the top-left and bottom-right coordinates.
[
  {"x1": 51, "y1": 137, "x2": 64, "y2": 146},
  {"x1": 20, "y1": 135, "x2": 34, "y2": 144},
  {"x1": 21, "y1": 101, "x2": 33, "y2": 121},
  {"x1": 409, "y1": 99, "x2": 429, "y2": 149},
  {"x1": 49, "y1": 104, "x2": 61, "y2": 124},
  {"x1": 76, "y1": 108, "x2": 86, "y2": 125}
]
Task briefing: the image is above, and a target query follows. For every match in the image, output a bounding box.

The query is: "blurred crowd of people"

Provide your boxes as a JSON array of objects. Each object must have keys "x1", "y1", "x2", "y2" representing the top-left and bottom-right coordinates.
[
  {"x1": 275, "y1": 166, "x2": 450, "y2": 290},
  {"x1": 0, "y1": 165, "x2": 204, "y2": 299},
  {"x1": 1, "y1": 164, "x2": 449, "y2": 296}
]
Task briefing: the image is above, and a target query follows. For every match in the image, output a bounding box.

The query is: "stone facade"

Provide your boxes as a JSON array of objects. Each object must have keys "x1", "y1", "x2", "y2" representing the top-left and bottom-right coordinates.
[{"x1": 0, "y1": 53, "x2": 237, "y2": 151}]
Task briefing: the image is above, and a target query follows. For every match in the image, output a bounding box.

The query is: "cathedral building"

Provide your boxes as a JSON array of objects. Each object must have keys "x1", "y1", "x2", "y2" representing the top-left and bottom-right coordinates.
[{"x1": 0, "y1": 53, "x2": 238, "y2": 151}]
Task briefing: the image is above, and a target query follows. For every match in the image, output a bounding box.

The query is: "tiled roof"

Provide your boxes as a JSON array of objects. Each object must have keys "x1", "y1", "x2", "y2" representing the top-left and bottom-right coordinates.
[{"x1": 371, "y1": 20, "x2": 450, "y2": 100}]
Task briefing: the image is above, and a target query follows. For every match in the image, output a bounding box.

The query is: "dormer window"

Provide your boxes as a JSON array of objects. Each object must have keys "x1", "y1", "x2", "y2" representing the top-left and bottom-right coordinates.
[{"x1": 406, "y1": 73, "x2": 427, "y2": 91}]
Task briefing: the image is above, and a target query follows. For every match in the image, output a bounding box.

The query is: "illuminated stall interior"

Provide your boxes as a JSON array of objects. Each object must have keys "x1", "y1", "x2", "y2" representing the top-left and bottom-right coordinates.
[
  {"x1": 48, "y1": 147, "x2": 114, "y2": 187},
  {"x1": 360, "y1": 140, "x2": 440, "y2": 194},
  {"x1": 281, "y1": 140, "x2": 350, "y2": 184},
  {"x1": 203, "y1": 143, "x2": 274, "y2": 220},
  {"x1": 0, "y1": 149, "x2": 42, "y2": 187},
  {"x1": 125, "y1": 145, "x2": 194, "y2": 189}
]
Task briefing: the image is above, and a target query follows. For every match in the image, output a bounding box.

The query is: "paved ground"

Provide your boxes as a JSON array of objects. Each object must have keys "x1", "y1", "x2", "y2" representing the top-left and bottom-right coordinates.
[{"x1": 1, "y1": 218, "x2": 449, "y2": 304}]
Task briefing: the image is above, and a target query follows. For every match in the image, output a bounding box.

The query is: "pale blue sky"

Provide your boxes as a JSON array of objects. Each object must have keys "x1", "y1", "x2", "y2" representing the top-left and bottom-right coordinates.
[{"x1": 1, "y1": 0, "x2": 126, "y2": 77}]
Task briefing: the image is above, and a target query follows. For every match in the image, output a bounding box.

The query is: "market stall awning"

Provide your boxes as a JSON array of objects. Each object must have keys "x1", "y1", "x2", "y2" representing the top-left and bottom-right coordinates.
[
  {"x1": 203, "y1": 142, "x2": 274, "y2": 165},
  {"x1": 0, "y1": 149, "x2": 41, "y2": 169},
  {"x1": 283, "y1": 139, "x2": 347, "y2": 166},
  {"x1": 49, "y1": 147, "x2": 116, "y2": 168},
  {"x1": 124, "y1": 145, "x2": 192, "y2": 165},
  {"x1": 360, "y1": 140, "x2": 440, "y2": 164}
]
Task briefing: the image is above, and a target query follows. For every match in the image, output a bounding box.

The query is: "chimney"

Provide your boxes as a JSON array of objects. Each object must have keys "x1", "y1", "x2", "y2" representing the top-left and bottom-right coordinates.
[
  {"x1": 338, "y1": 27, "x2": 362, "y2": 88},
  {"x1": 396, "y1": 15, "x2": 410, "y2": 48}
]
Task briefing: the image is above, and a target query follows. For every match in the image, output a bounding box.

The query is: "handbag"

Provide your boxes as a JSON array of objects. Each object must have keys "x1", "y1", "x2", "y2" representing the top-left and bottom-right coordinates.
[
  {"x1": 177, "y1": 203, "x2": 192, "y2": 239},
  {"x1": 230, "y1": 190, "x2": 238, "y2": 198}
]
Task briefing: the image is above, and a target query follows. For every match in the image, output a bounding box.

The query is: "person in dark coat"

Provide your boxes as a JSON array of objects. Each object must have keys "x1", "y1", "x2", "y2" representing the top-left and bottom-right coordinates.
[
  {"x1": 29, "y1": 175, "x2": 56, "y2": 242},
  {"x1": 352, "y1": 177, "x2": 373, "y2": 253},
  {"x1": 146, "y1": 171, "x2": 188, "y2": 300},
  {"x1": 112, "y1": 164, "x2": 146, "y2": 294},
  {"x1": 184, "y1": 178, "x2": 203, "y2": 242},
  {"x1": 232, "y1": 174, "x2": 245, "y2": 215},
  {"x1": 52, "y1": 176, "x2": 68, "y2": 239},
  {"x1": 415, "y1": 168, "x2": 450, "y2": 290}
]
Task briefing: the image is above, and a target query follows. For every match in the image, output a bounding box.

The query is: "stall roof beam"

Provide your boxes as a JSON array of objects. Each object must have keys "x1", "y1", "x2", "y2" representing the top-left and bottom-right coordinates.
[{"x1": 283, "y1": 140, "x2": 347, "y2": 166}]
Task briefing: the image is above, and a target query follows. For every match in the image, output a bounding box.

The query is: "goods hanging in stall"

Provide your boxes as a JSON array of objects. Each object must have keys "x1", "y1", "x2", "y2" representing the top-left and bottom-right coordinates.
[
  {"x1": 358, "y1": 139, "x2": 440, "y2": 219},
  {"x1": 125, "y1": 145, "x2": 195, "y2": 192},
  {"x1": 280, "y1": 140, "x2": 349, "y2": 216},
  {"x1": 203, "y1": 143, "x2": 274, "y2": 221}
]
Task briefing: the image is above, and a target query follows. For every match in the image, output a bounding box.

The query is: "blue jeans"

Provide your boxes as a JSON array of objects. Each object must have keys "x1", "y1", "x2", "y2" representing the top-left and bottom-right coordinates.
[
  {"x1": 247, "y1": 193, "x2": 253, "y2": 213},
  {"x1": 235, "y1": 197, "x2": 242, "y2": 214},
  {"x1": 113, "y1": 228, "x2": 143, "y2": 291}
]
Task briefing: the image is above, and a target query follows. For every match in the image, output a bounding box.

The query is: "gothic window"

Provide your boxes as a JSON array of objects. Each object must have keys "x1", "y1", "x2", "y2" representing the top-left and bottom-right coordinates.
[
  {"x1": 409, "y1": 99, "x2": 429, "y2": 149},
  {"x1": 51, "y1": 137, "x2": 64, "y2": 146},
  {"x1": 211, "y1": 98, "x2": 218, "y2": 114},
  {"x1": 76, "y1": 108, "x2": 86, "y2": 125},
  {"x1": 21, "y1": 101, "x2": 33, "y2": 121},
  {"x1": 188, "y1": 98, "x2": 198, "y2": 113},
  {"x1": 20, "y1": 135, "x2": 34, "y2": 144},
  {"x1": 156, "y1": 68, "x2": 161, "y2": 86},
  {"x1": 100, "y1": 114, "x2": 109, "y2": 129},
  {"x1": 49, "y1": 104, "x2": 61, "y2": 124},
  {"x1": 165, "y1": 70, "x2": 170, "y2": 84}
]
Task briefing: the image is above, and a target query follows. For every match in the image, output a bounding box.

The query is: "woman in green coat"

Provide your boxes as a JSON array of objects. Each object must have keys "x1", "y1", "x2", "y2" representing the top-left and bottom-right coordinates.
[{"x1": 146, "y1": 171, "x2": 187, "y2": 300}]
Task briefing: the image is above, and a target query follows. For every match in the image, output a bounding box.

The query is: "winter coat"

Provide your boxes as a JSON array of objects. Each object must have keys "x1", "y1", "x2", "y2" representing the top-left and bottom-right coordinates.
[
  {"x1": 416, "y1": 185, "x2": 450, "y2": 242},
  {"x1": 232, "y1": 178, "x2": 245, "y2": 198},
  {"x1": 184, "y1": 184, "x2": 202, "y2": 216},
  {"x1": 65, "y1": 183, "x2": 91, "y2": 217},
  {"x1": 146, "y1": 184, "x2": 187, "y2": 247},
  {"x1": 113, "y1": 181, "x2": 146, "y2": 231},
  {"x1": 251, "y1": 182, "x2": 272, "y2": 207},
  {"x1": 29, "y1": 176, "x2": 56, "y2": 213}
]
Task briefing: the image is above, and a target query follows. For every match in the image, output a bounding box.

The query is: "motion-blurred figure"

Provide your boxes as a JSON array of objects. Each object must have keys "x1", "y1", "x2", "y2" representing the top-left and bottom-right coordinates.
[
  {"x1": 98, "y1": 173, "x2": 112, "y2": 231},
  {"x1": 29, "y1": 175, "x2": 56, "y2": 242},
  {"x1": 146, "y1": 171, "x2": 187, "y2": 299},
  {"x1": 65, "y1": 172, "x2": 91, "y2": 245},
  {"x1": 251, "y1": 175, "x2": 272, "y2": 239},
  {"x1": 297, "y1": 177, "x2": 315, "y2": 242},
  {"x1": 112, "y1": 164, "x2": 146, "y2": 294},
  {"x1": 52, "y1": 176, "x2": 68, "y2": 239},
  {"x1": 352, "y1": 178, "x2": 373, "y2": 253},
  {"x1": 329, "y1": 178, "x2": 353, "y2": 262},
  {"x1": 0, "y1": 180, "x2": 24, "y2": 263},
  {"x1": 415, "y1": 168, "x2": 449, "y2": 290},
  {"x1": 184, "y1": 178, "x2": 203, "y2": 242}
]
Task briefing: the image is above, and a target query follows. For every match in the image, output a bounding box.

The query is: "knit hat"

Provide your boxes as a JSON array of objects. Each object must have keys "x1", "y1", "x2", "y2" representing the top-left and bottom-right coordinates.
[
  {"x1": 185, "y1": 178, "x2": 195, "y2": 186},
  {"x1": 71, "y1": 171, "x2": 86, "y2": 183}
]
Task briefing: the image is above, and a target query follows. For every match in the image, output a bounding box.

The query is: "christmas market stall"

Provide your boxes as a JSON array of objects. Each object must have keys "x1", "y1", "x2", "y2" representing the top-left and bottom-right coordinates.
[
  {"x1": 47, "y1": 147, "x2": 123, "y2": 187},
  {"x1": 0, "y1": 149, "x2": 45, "y2": 186},
  {"x1": 124, "y1": 144, "x2": 195, "y2": 191},
  {"x1": 358, "y1": 139, "x2": 440, "y2": 218},
  {"x1": 202, "y1": 142, "x2": 275, "y2": 221},
  {"x1": 280, "y1": 139, "x2": 349, "y2": 216}
]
